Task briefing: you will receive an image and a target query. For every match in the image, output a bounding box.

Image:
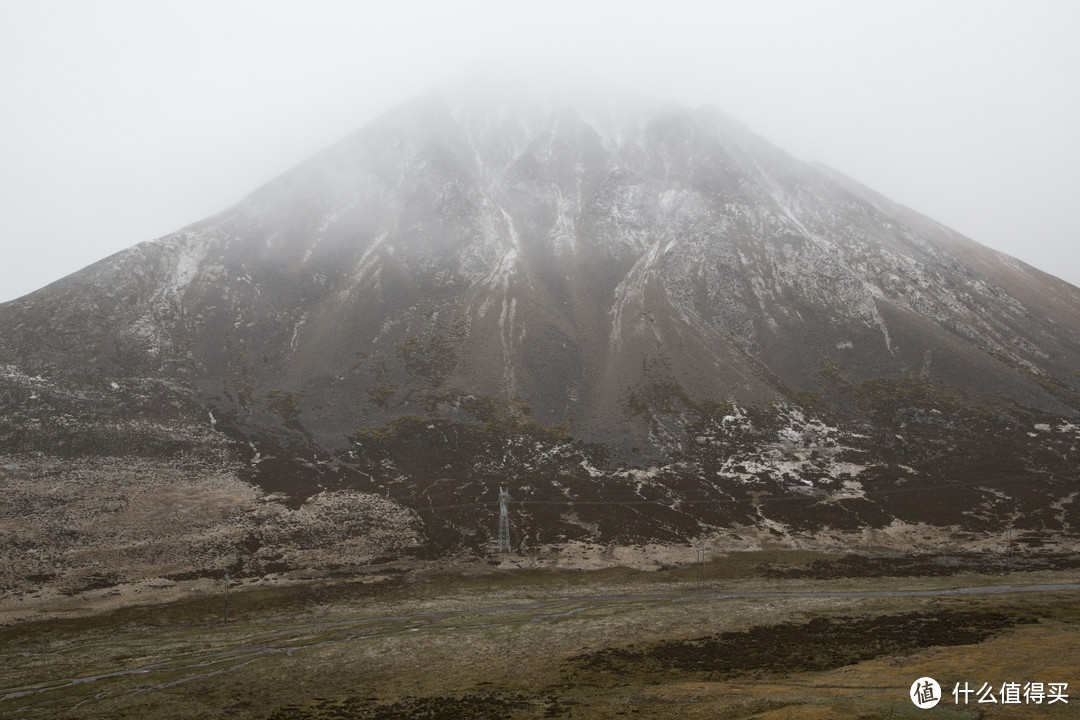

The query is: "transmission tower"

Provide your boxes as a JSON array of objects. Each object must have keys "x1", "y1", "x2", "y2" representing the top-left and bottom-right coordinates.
[{"x1": 497, "y1": 487, "x2": 512, "y2": 553}]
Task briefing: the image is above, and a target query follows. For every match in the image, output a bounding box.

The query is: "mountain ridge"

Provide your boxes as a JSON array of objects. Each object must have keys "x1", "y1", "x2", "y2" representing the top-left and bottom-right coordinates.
[{"x1": 2, "y1": 82, "x2": 1078, "y2": 599}]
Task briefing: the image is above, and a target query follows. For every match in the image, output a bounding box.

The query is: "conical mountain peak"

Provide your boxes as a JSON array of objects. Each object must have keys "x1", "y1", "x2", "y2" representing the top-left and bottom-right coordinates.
[{"x1": 2, "y1": 80, "x2": 1078, "y2": 588}]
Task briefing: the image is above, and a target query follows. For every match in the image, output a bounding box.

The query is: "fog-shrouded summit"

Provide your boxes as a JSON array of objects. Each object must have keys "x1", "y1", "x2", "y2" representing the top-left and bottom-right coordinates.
[{"x1": 2, "y1": 80, "x2": 1079, "y2": 597}]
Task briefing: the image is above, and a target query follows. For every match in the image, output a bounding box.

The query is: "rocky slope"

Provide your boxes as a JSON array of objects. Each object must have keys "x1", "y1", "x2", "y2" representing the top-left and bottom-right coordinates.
[{"x1": 2, "y1": 79, "x2": 1079, "y2": 599}]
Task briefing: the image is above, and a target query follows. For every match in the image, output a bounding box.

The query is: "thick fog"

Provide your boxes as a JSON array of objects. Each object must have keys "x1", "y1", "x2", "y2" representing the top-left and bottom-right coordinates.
[{"x1": 1, "y1": 0, "x2": 1078, "y2": 302}]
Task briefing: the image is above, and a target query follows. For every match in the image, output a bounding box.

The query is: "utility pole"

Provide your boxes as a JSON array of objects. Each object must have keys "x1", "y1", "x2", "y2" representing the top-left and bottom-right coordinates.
[
  {"x1": 223, "y1": 570, "x2": 230, "y2": 623},
  {"x1": 497, "y1": 487, "x2": 511, "y2": 553},
  {"x1": 696, "y1": 547, "x2": 706, "y2": 588}
]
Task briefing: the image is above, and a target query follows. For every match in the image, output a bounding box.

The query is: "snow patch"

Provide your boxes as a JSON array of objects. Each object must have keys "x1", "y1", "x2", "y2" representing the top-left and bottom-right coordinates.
[{"x1": 579, "y1": 459, "x2": 604, "y2": 478}]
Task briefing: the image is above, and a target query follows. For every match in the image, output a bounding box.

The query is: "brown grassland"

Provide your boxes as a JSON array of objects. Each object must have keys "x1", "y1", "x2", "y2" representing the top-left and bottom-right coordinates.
[{"x1": 2, "y1": 551, "x2": 1079, "y2": 719}]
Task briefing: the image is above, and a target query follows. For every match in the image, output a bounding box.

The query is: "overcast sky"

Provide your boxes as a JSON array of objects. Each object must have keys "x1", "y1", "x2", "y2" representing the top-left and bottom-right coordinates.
[{"x1": 2, "y1": 0, "x2": 1078, "y2": 302}]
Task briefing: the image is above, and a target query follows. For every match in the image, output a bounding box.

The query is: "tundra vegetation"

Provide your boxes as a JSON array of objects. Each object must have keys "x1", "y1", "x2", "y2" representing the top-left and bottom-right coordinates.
[{"x1": 2, "y1": 553, "x2": 1079, "y2": 719}]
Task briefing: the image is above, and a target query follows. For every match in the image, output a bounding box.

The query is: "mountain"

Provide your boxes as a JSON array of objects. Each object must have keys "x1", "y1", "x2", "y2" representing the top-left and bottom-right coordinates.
[{"x1": 2, "y1": 79, "x2": 1079, "y2": 600}]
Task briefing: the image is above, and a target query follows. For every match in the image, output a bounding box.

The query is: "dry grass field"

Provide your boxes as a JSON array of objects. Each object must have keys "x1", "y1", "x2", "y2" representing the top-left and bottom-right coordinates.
[{"x1": 3, "y1": 552, "x2": 1079, "y2": 719}]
